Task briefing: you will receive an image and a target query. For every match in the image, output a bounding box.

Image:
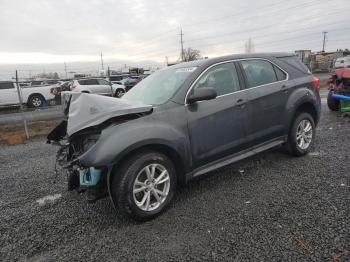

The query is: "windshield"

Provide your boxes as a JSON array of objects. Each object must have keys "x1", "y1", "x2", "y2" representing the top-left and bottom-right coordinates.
[{"x1": 122, "y1": 66, "x2": 197, "y2": 105}]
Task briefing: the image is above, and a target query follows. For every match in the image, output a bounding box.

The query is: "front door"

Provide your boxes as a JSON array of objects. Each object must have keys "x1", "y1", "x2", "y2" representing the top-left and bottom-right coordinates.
[
  {"x1": 0, "y1": 82, "x2": 19, "y2": 105},
  {"x1": 186, "y1": 62, "x2": 250, "y2": 167}
]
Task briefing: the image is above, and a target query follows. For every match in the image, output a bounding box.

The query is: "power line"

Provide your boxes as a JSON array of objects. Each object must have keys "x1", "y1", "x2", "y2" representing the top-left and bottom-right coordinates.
[
  {"x1": 182, "y1": 0, "x2": 324, "y2": 29},
  {"x1": 185, "y1": 9, "x2": 350, "y2": 44},
  {"x1": 124, "y1": 17, "x2": 350, "y2": 60},
  {"x1": 104, "y1": 0, "x2": 330, "y2": 54}
]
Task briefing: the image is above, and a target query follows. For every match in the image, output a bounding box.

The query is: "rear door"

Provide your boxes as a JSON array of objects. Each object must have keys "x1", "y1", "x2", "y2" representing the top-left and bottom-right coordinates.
[
  {"x1": 238, "y1": 58, "x2": 289, "y2": 145},
  {"x1": 97, "y1": 79, "x2": 112, "y2": 95},
  {"x1": 84, "y1": 79, "x2": 100, "y2": 94},
  {"x1": 186, "y1": 62, "x2": 250, "y2": 167}
]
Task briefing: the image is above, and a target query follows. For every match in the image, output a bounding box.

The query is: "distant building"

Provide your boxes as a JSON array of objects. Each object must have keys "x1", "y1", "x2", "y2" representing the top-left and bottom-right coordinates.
[
  {"x1": 295, "y1": 49, "x2": 350, "y2": 73},
  {"x1": 311, "y1": 50, "x2": 350, "y2": 73},
  {"x1": 295, "y1": 50, "x2": 312, "y2": 66}
]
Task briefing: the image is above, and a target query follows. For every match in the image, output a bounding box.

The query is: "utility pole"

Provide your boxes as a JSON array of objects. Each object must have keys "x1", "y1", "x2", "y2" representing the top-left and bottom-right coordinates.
[
  {"x1": 15, "y1": 70, "x2": 29, "y2": 139},
  {"x1": 165, "y1": 56, "x2": 169, "y2": 66},
  {"x1": 179, "y1": 27, "x2": 184, "y2": 62},
  {"x1": 100, "y1": 52, "x2": 104, "y2": 70},
  {"x1": 322, "y1": 31, "x2": 328, "y2": 52},
  {"x1": 64, "y1": 62, "x2": 68, "y2": 78},
  {"x1": 107, "y1": 66, "x2": 113, "y2": 96}
]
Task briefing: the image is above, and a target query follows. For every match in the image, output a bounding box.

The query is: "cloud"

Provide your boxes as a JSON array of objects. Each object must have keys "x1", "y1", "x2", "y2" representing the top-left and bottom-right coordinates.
[{"x1": 0, "y1": 0, "x2": 349, "y2": 64}]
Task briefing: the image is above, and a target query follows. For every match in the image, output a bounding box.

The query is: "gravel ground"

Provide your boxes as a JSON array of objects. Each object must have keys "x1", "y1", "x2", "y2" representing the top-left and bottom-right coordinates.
[{"x1": 0, "y1": 90, "x2": 349, "y2": 262}]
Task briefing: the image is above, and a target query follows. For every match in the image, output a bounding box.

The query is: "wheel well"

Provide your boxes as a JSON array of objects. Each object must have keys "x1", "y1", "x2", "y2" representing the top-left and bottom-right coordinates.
[
  {"x1": 110, "y1": 144, "x2": 187, "y2": 187},
  {"x1": 294, "y1": 102, "x2": 318, "y2": 125}
]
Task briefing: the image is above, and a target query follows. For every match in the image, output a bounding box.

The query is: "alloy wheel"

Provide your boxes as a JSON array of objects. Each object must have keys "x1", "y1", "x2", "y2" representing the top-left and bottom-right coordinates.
[
  {"x1": 32, "y1": 97, "x2": 42, "y2": 107},
  {"x1": 133, "y1": 163, "x2": 170, "y2": 211},
  {"x1": 296, "y1": 119, "x2": 313, "y2": 150}
]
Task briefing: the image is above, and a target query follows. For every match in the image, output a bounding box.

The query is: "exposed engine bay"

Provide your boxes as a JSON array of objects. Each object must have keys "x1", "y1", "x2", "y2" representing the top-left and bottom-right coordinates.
[{"x1": 47, "y1": 92, "x2": 152, "y2": 201}]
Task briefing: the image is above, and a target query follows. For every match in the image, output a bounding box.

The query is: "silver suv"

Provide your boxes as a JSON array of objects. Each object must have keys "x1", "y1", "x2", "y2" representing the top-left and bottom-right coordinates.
[{"x1": 70, "y1": 78, "x2": 125, "y2": 97}]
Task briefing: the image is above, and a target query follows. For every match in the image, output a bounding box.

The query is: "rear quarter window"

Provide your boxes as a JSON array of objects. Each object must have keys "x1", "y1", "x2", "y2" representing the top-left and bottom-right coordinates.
[
  {"x1": 278, "y1": 56, "x2": 310, "y2": 75},
  {"x1": 274, "y1": 65, "x2": 287, "y2": 81}
]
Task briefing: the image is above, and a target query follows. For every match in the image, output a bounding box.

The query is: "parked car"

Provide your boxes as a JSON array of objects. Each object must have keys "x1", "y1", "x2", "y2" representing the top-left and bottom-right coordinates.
[
  {"x1": 48, "y1": 53, "x2": 321, "y2": 221},
  {"x1": 50, "y1": 80, "x2": 73, "y2": 104},
  {"x1": 70, "y1": 78, "x2": 126, "y2": 97},
  {"x1": 109, "y1": 74, "x2": 130, "y2": 83},
  {"x1": 0, "y1": 81, "x2": 55, "y2": 107},
  {"x1": 334, "y1": 57, "x2": 350, "y2": 69}
]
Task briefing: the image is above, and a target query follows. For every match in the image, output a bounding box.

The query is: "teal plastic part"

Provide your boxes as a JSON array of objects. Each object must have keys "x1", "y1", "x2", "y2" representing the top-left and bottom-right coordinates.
[{"x1": 79, "y1": 167, "x2": 101, "y2": 186}]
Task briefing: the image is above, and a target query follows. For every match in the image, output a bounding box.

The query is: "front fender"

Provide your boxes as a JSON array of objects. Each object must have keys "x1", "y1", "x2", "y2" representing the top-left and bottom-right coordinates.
[{"x1": 78, "y1": 119, "x2": 191, "y2": 169}]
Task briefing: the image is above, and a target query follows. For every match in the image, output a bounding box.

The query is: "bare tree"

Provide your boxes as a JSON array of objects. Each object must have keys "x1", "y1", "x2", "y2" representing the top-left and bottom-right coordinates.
[
  {"x1": 182, "y1": 48, "x2": 201, "y2": 62},
  {"x1": 245, "y1": 38, "x2": 255, "y2": 53}
]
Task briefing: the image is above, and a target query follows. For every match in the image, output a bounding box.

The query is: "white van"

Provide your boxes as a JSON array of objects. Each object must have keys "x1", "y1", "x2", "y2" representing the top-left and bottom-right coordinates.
[{"x1": 334, "y1": 57, "x2": 350, "y2": 69}]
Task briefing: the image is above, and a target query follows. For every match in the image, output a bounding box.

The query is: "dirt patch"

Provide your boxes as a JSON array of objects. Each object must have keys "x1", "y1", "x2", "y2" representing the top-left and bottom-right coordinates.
[
  {"x1": 319, "y1": 79, "x2": 328, "y2": 88},
  {"x1": 0, "y1": 120, "x2": 61, "y2": 144}
]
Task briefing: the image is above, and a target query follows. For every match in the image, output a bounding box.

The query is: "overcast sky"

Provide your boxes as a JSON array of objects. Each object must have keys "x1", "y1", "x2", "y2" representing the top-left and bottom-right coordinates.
[{"x1": 0, "y1": 0, "x2": 349, "y2": 67}]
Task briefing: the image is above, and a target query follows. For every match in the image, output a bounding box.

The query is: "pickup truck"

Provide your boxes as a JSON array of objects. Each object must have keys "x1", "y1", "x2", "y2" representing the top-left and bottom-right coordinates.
[{"x1": 0, "y1": 81, "x2": 56, "y2": 107}]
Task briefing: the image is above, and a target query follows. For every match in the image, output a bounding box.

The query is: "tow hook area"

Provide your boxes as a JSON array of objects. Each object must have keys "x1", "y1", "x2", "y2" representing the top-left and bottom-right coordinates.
[
  {"x1": 79, "y1": 167, "x2": 101, "y2": 186},
  {"x1": 78, "y1": 167, "x2": 108, "y2": 203}
]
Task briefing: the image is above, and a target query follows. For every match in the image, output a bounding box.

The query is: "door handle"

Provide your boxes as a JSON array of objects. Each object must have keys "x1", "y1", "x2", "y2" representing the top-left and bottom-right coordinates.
[
  {"x1": 280, "y1": 84, "x2": 289, "y2": 93},
  {"x1": 236, "y1": 98, "x2": 246, "y2": 108}
]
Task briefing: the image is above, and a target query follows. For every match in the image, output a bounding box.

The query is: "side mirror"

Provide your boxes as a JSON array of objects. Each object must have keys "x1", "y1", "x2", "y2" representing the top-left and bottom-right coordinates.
[{"x1": 187, "y1": 87, "x2": 217, "y2": 104}]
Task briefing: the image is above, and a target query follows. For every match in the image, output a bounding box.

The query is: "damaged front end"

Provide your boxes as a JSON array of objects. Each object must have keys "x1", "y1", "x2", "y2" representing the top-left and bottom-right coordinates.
[{"x1": 47, "y1": 92, "x2": 152, "y2": 202}]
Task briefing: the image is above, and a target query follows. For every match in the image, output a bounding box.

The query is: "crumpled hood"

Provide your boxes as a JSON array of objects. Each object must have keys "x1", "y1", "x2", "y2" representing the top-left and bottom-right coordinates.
[{"x1": 61, "y1": 92, "x2": 152, "y2": 136}]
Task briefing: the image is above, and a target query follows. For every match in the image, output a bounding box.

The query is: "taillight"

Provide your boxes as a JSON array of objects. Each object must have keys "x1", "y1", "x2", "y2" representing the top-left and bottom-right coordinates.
[
  {"x1": 312, "y1": 76, "x2": 320, "y2": 93},
  {"x1": 70, "y1": 84, "x2": 76, "y2": 91}
]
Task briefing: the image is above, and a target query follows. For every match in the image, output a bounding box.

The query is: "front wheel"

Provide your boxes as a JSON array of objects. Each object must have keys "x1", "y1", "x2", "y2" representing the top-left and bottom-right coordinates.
[
  {"x1": 111, "y1": 151, "x2": 177, "y2": 221},
  {"x1": 327, "y1": 90, "x2": 340, "y2": 111},
  {"x1": 286, "y1": 113, "x2": 315, "y2": 156}
]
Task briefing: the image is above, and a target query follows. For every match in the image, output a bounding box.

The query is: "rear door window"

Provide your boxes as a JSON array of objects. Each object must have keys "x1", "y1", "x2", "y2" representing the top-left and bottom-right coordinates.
[
  {"x1": 97, "y1": 79, "x2": 110, "y2": 85},
  {"x1": 78, "y1": 79, "x2": 98, "y2": 85},
  {"x1": 241, "y1": 59, "x2": 277, "y2": 88},
  {"x1": 86, "y1": 79, "x2": 98, "y2": 85}
]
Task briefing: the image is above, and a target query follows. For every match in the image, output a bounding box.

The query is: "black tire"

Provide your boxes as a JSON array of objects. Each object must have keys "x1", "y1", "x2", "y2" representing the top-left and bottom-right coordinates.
[
  {"x1": 327, "y1": 90, "x2": 340, "y2": 111},
  {"x1": 111, "y1": 151, "x2": 177, "y2": 221},
  {"x1": 114, "y1": 89, "x2": 125, "y2": 98},
  {"x1": 28, "y1": 94, "x2": 44, "y2": 108},
  {"x1": 286, "y1": 112, "x2": 315, "y2": 156}
]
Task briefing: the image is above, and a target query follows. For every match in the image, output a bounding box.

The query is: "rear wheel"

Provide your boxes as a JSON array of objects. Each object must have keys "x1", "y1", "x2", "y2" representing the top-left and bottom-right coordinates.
[
  {"x1": 286, "y1": 112, "x2": 315, "y2": 156},
  {"x1": 111, "y1": 151, "x2": 177, "y2": 221},
  {"x1": 28, "y1": 94, "x2": 44, "y2": 108},
  {"x1": 327, "y1": 90, "x2": 340, "y2": 111}
]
